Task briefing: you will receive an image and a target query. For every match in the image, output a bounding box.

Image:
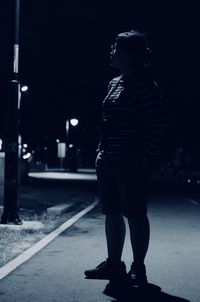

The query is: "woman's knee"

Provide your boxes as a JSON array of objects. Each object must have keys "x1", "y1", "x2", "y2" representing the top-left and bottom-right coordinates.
[
  {"x1": 127, "y1": 214, "x2": 149, "y2": 224},
  {"x1": 105, "y1": 213, "x2": 124, "y2": 221}
]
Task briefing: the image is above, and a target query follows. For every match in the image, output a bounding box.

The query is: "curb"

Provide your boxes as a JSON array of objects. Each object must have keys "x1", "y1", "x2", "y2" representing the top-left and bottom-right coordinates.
[
  {"x1": 46, "y1": 202, "x2": 77, "y2": 217},
  {"x1": 0, "y1": 205, "x2": 77, "y2": 222},
  {"x1": 0, "y1": 197, "x2": 99, "y2": 280}
]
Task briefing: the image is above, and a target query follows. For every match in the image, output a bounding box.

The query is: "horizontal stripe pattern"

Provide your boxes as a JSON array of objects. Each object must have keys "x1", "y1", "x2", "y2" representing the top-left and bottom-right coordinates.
[{"x1": 97, "y1": 73, "x2": 166, "y2": 158}]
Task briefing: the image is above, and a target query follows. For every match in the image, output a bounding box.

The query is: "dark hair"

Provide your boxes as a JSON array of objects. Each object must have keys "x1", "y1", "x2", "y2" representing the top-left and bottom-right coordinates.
[{"x1": 115, "y1": 30, "x2": 152, "y2": 65}]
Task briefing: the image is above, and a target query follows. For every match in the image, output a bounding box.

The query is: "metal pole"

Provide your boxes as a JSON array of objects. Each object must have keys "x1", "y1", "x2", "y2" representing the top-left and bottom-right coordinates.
[
  {"x1": 1, "y1": 0, "x2": 22, "y2": 224},
  {"x1": 65, "y1": 119, "x2": 70, "y2": 170},
  {"x1": 60, "y1": 158, "x2": 63, "y2": 170},
  {"x1": 66, "y1": 119, "x2": 70, "y2": 152}
]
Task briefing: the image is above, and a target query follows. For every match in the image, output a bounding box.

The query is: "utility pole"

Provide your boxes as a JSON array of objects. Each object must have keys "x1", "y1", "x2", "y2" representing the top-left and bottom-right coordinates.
[{"x1": 0, "y1": 0, "x2": 22, "y2": 224}]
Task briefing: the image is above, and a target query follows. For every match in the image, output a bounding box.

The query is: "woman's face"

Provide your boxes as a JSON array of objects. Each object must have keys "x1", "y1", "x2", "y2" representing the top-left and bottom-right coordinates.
[
  {"x1": 110, "y1": 42, "x2": 135, "y2": 70},
  {"x1": 110, "y1": 42, "x2": 122, "y2": 69}
]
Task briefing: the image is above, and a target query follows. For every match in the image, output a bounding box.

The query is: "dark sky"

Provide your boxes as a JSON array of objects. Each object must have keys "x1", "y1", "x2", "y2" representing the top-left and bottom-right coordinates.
[{"x1": 0, "y1": 0, "x2": 200, "y2": 157}]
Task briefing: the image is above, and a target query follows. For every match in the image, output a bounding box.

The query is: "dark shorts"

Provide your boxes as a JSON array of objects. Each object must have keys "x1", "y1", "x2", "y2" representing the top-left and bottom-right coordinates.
[{"x1": 95, "y1": 151, "x2": 153, "y2": 218}]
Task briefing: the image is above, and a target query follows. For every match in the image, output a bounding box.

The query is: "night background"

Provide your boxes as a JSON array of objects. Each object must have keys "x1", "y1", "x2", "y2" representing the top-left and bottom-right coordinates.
[
  {"x1": 1, "y1": 2, "x2": 200, "y2": 301},
  {"x1": 0, "y1": 0, "x2": 200, "y2": 168}
]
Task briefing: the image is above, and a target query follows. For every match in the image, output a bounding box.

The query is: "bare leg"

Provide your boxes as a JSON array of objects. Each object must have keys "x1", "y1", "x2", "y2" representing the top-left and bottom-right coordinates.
[
  {"x1": 128, "y1": 215, "x2": 150, "y2": 265},
  {"x1": 105, "y1": 214, "x2": 126, "y2": 265}
]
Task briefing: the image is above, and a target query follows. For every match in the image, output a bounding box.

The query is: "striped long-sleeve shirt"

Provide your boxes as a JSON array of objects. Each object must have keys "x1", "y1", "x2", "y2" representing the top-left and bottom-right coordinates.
[{"x1": 97, "y1": 72, "x2": 166, "y2": 160}]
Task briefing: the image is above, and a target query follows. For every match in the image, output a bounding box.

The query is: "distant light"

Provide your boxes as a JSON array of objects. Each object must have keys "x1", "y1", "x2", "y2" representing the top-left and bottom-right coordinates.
[
  {"x1": 197, "y1": 180, "x2": 200, "y2": 184},
  {"x1": 56, "y1": 139, "x2": 60, "y2": 143},
  {"x1": 69, "y1": 144, "x2": 74, "y2": 148},
  {"x1": 23, "y1": 152, "x2": 31, "y2": 160},
  {"x1": 23, "y1": 144, "x2": 28, "y2": 148},
  {"x1": 0, "y1": 139, "x2": 2, "y2": 150},
  {"x1": 70, "y1": 118, "x2": 79, "y2": 126},
  {"x1": 18, "y1": 135, "x2": 22, "y2": 144},
  {"x1": 21, "y1": 85, "x2": 28, "y2": 92},
  {"x1": 187, "y1": 179, "x2": 191, "y2": 183}
]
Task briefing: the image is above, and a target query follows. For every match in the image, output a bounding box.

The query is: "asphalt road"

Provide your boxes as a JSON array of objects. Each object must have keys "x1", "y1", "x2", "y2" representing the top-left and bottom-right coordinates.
[{"x1": 0, "y1": 191, "x2": 200, "y2": 302}]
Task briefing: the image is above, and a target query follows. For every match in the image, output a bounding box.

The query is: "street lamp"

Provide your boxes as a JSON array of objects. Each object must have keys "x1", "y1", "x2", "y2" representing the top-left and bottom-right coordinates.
[
  {"x1": 1, "y1": 0, "x2": 23, "y2": 225},
  {"x1": 21, "y1": 85, "x2": 28, "y2": 92},
  {"x1": 70, "y1": 118, "x2": 79, "y2": 127},
  {"x1": 65, "y1": 118, "x2": 79, "y2": 171},
  {"x1": 65, "y1": 118, "x2": 79, "y2": 150}
]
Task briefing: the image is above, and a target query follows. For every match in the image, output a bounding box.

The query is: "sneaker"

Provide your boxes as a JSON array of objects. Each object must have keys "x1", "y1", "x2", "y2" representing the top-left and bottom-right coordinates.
[
  {"x1": 84, "y1": 259, "x2": 127, "y2": 280},
  {"x1": 127, "y1": 263, "x2": 148, "y2": 287}
]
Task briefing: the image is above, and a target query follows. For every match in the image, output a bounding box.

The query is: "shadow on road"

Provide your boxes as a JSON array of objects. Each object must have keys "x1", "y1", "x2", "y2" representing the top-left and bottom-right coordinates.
[{"x1": 103, "y1": 281, "x2": 190, "y2": 302}]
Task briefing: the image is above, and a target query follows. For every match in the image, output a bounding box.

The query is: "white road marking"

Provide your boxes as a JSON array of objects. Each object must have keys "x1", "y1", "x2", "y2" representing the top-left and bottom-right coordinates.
[
  {"x1": 185, "y1": 197, "x2": 200, "y2": 206},
  {"x1": 0, "y1": 197, "x2": 99, "y2": 280}
]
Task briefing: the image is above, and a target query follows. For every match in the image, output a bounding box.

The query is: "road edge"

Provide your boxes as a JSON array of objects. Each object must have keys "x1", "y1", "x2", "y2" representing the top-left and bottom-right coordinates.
[{"x1": 0, "y1": 196, "x2": 99, "y2": 280}]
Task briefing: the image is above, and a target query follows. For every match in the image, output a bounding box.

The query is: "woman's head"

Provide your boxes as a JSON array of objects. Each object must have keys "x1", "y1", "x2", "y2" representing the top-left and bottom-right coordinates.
[{"x1": 110, "y1": 30, "x2": 152, "y2": 71}]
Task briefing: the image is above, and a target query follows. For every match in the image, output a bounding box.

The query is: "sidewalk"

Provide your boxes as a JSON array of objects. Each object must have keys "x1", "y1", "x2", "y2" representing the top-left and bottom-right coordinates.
[
  {"x1": 0, "y1": 193, "x2": 199, "y2": 302},
  {"x1": 28, "y1": 169, "x2": 97, "y2": 183},
  {"x1": 0, "y1": 179, "x2": 97, "y2": 270},
  {"x1": 0, "y1": 179, "x2": 96, "y2": 209},
  {"x1": 0, "y1": 205, "x2": 109, "y2": 302},
  {"x1": 0, "y1": 169, "x2": 97, "y2": 208}
]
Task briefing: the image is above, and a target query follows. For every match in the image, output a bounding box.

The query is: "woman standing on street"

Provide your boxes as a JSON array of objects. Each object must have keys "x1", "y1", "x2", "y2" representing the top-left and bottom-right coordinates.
[{"x1": 84, "y1": 30, "x2": 166, "y2": 287}]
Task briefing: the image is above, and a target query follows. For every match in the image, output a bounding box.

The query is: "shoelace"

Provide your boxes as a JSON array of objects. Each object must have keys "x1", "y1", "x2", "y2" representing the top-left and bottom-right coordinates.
[
  {"x1": 96, "y1": 261, "x2": 107, "y2": 270},
  {"x1": 130, "y1": 266, "x2": 137, "y2": 279}
]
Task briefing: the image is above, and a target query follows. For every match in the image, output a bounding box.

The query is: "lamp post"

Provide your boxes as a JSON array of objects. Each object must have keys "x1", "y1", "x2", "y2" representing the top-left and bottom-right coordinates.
[
  {"x1": 65, "y1": 118, "x2": 79, "y2": 170},
  {"x1": 0, "y1": 0, "x2": 22, "y2": 224},
  {"x1": 65, "y1": 119, "x2": 70, "y2": 153},
  {"x1": 65, "y1": 118, "x2": 79, "y2": 151}
]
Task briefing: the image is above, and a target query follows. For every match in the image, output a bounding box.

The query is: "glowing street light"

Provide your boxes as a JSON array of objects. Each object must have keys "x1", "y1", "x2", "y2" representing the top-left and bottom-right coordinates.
[
  {"x1": 23, "y1": 152, "x2": 31, "y2": 160},
  {"x1": 70, "y1": 118, "x2": 79, "y2": 127},
  {"x1": 21, "y1": 85, "x2": 28, "y2": 92}
]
